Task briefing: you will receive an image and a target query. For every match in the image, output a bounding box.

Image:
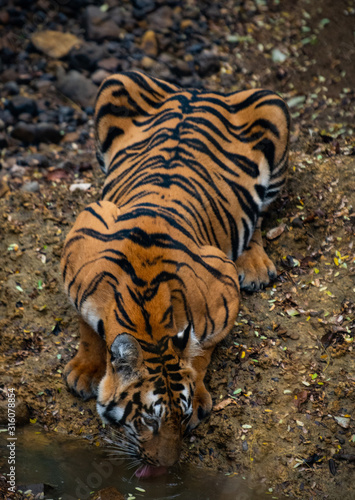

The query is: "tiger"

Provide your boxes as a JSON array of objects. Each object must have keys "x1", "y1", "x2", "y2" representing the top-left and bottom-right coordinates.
[{"x1": 61, "y1": 70, "x2": 290, "y2": 478}]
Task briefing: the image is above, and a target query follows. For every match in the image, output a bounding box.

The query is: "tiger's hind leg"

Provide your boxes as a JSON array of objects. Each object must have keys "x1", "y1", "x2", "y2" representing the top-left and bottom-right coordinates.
[
  {"x1": 235, "y1": 217, "x2": 277, "y2": 292},
  {"x1": 64, "y1": 318, "x2": 106, "y2": 401}
]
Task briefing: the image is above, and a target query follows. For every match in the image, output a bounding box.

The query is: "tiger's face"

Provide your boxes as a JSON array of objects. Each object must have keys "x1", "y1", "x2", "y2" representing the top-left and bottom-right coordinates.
[{"x1": 96, "y1": 329, "x2": 196, "y2": 476}]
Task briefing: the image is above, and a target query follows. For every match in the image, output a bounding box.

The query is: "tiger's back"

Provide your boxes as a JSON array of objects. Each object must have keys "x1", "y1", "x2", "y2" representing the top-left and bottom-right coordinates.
[{"x1": 95, "y1": 71, "x2": 289, "y2": 261}]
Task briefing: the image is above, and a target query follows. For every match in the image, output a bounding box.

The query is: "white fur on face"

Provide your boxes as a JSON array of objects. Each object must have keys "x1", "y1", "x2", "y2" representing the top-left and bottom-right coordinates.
[{"x1": 96, "y1": 401, "x2": 108, "y2": 423}]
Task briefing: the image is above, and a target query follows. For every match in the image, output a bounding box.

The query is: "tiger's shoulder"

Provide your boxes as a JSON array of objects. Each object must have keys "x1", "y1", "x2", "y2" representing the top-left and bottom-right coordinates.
[{"x1": 94, "y1": 70, "x2": 290, "y2": 173}]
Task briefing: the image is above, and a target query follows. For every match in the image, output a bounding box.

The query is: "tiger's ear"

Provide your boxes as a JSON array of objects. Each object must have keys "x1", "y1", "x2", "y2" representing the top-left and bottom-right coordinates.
[{"x1": 110, "y1": 334, "x2": 143, "y2": 379}]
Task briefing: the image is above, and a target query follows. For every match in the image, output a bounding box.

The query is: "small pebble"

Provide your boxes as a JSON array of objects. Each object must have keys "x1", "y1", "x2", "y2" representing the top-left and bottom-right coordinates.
[
  {"x1": 69, "y1": 183, "x2": 92, "y2": 192},
  {"x1": 22, "y1": 181, "x2": 40, "y2": 193}
]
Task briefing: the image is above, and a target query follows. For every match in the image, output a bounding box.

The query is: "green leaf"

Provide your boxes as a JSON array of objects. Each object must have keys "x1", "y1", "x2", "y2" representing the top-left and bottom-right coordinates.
[
  {"x1": 287, "y1": 95, "x2": 306, "y2": 108},
  {"x1": 286, "y1": 308, "x2": 300, "y2": 317},
  {"x1": 319, "y1": 18, "x2": 330, "y2": 28}
]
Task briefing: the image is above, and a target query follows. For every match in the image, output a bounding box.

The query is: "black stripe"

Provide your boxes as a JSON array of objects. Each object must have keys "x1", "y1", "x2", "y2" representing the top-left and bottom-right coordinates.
[
  {"x1": 76, "y1": 226, "x2": 237, "y2": 287},
  {"x1": 229, "y1": 89, "x2": 274, "y2": 113},
  {"x1": 78, "y1": 271, "x2": 119, "y2": 309},
  {"x1": 101, "y1": 126, "x2": 124, "y2": 154},
  {"x1": 253, "y1": 138, "x2": 276, "y2": 171},
  {"x1": 100, "y1": 253, "x2": 146, "y2": 287},
  {"x1": 111, "y1": 287, "x2": 136, "y2": 330},
  {"x1": 222, "y1": 295, "x2": 229, "y2": 329},
  {"x1": 96, "y1": 102, "x2": 140, "y2": 123},
  {"x1": 238, "y1": 118, "x2": 280, "y2": 140},
  {"x1": 119, "y1": 400, "x2": 133, "y2": 426},
  {"x1": 84, "y1": 206, "x2": 109, "y2": 229},
  {"x1": 62, "y1": 234, "x2": 85, "y2": 252},
  {"x1": 124, "y1": 70, "x2": 177, "y2": 96},
  {"x1": 97, "y1": 319, "x2": 105, "y2": 339},
  {"x1": 255, "y1": 97, "x2": 291, "y2": 130},
  {"x1": 242, "y1": 217, "x2": 251, "y2": 251},
  {"x1": 160, "y1": 305, "x2": 174, "y2": 328}
]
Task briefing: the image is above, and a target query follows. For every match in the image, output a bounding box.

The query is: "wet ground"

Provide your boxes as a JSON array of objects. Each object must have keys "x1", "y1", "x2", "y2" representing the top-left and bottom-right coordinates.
[
  {"x1": 0, "y1": 426, "x2": 275, "y2": 499},
  {"x1": 0, "y1": 1, "x2": 355, "y2": 499}
]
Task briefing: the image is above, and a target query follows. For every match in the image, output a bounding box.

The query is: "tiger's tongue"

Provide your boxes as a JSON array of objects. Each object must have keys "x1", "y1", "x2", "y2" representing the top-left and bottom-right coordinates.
[{"x1": 135, "y1": 465, "x2": 168, "y2": 479}]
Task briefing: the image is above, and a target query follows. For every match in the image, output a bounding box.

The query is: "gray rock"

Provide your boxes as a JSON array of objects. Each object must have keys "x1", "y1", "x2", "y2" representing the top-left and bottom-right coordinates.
[
  {"x1": 132, "y1": 0, "x2": 156, "y2": 19},
  {"x1": 69, "y1": 42, "x2": 108, "y2": 72},
  {"x1": 85, "y1": 6, "x2": 120, "y2": 41},
  {"x1": 171, "y1": 59, "x2": 193, "y2": 77},
  {"x1": 10, "y1": 164, "x2": 27, "y2": 177},
  {"x1": 97, "y1": 57, "x2": 121, "y2": 72},
  {"x1": 56, "y1": 70, "x2": 97, "y2": 108},
  {"x1": 17, "y1": 112, "x2": 34, "y2": 123},
  {"x1": 11, "y1": 122, "x2": 36, "y2": 143},
  {"x1": 4, "y1": 81, "x2": 19, "y2": 95},
  {"x1": 37, "y1": 110, "x2": 58, "y2": 124},
  {"x1": 111, "y1": 6, "x2": 136, "y2": 31},
  {"x1": 35, "y1": 123, "x2": 62, "y2": 144},
  {"x1": 27, "y1": 154, "x2": 49, "y2": 168},
  {"x1": 144, "y1": 61, "x2": 172, "y2": 81},
  {"x1": 22, "y1": 181, "x2": 40, "y2": 193},
  {"x1": 11, "y1": 122, "x2": 62, "y2": 144},
  {"x1": 0, "y1": 109, "x2": 14, "y2": 126},
  {"x1": 92, "y1": 69, "x2": 111, "y2": 85},
  {"x1": 196, "y1": 54, "x2": 220, "y2": 77},
  {"x1": 0, "y1": 133, "x2": 8, "y2": 148},
  {"x1": 147, "y1": 6, "x2": 174, "y2": 31},
  {"x1": 7, "y1": 96, "x2": 38, "y2": 117}
]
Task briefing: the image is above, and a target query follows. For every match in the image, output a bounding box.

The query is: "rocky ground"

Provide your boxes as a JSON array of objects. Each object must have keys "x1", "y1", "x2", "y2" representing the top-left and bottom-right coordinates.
[{"x1": 0, "y1": 1, "x2": 354, "y2": 499}]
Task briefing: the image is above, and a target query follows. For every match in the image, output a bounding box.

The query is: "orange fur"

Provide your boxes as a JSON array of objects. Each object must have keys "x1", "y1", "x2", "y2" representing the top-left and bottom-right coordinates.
[{"x1": 61, "y1": 71, "x2": 290, "y2": 470}]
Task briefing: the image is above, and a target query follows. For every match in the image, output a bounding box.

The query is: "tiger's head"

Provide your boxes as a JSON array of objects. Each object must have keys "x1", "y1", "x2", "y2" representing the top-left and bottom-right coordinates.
[{"x1": 97, "y1": 326, "x2": 197, "y2": 477}]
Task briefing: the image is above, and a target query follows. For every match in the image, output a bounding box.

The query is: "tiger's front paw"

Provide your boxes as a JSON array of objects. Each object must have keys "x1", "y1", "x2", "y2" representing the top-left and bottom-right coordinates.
[
  {"x1": 186, "y1": 383, "x2": 212, "y2": 432},
  {"x1": 64, "y1": 355, "x2": 105, "y2": 401},
  {"x1": 236, "y1": 245, "x2": 277, "y2": 292}
]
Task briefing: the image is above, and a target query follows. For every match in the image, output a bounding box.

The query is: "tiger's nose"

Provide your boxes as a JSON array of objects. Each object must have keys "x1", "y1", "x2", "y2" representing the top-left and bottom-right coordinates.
[{"x1": 150, "y1": 424, "x2": 182, "y2": 467}]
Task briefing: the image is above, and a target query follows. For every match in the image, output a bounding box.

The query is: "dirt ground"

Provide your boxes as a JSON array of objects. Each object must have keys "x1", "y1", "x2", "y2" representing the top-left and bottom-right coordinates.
[{"x1": 0, "y1": 1, "x2": 355, "y2": 499}]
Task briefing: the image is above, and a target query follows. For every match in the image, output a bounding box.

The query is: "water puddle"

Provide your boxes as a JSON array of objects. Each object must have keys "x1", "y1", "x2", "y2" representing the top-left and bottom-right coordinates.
[{"x1": 1, "y1": 426, "x2": 276, "y2": 499}]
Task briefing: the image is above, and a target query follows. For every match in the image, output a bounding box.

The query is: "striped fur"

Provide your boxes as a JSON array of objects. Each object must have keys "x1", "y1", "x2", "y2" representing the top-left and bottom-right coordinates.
[{"x1": 61, "y1": 71, "x2": 290, "y2": 471}]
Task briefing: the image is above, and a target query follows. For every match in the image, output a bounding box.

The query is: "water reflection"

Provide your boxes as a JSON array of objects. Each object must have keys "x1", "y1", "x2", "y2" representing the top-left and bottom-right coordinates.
[{"x1": 0, "y1": 427, "x2": 275, "y2": 499}]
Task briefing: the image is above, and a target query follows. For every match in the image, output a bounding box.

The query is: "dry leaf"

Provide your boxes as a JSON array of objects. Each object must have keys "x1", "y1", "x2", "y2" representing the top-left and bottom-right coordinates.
[
  {"x1": 266, "y1": 223, "x2": 286, "y2": 240},
  {"x1": 213, "y1": 397, "x2": 233, "y2": 411}
]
